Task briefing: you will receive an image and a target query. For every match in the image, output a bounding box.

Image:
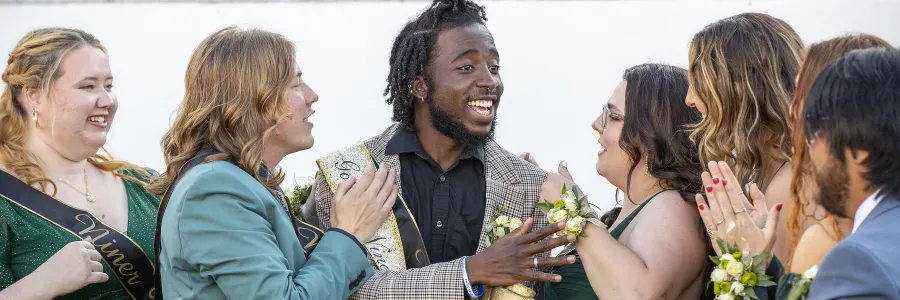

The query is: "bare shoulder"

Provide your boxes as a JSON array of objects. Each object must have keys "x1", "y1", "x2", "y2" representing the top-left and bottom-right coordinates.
[
  {"x1": 632, "y1": 191, "x2": 702, "y2": 242},
  {"x1": 639, "y1": 191, "x2": 701, "y2": 228},
  {"x1": 764, "y1": 161, "x2": 793, "y2": 205},
  {"x1": 791, "y1": 221, "x2": 840, "y2": 273},
  {"x1": 629, "y1": 190, "x2": 707, "y2": 268}
]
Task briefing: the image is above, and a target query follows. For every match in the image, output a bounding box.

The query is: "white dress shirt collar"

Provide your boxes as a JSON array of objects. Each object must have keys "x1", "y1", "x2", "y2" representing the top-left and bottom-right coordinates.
[{"x1": 853, "y1": 189, "x2": 884, "y2": 234}]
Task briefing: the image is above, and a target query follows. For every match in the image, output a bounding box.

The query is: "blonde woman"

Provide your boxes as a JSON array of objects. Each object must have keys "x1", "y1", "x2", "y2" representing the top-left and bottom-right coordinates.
[
  {"x1": 685, "y1": 12, "x2": 803, "y2": 260},
  {"x1": 0, "y1": 28, "x2": 159, "y2": 300},
  {"x1": 151, "y1": 27, "x2": 397, "y2": 299}
]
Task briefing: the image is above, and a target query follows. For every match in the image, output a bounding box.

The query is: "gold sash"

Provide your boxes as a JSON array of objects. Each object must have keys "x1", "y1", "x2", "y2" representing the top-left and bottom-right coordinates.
[{"x1": 316, "y1": 141, "x2": 429, "y2": 271}]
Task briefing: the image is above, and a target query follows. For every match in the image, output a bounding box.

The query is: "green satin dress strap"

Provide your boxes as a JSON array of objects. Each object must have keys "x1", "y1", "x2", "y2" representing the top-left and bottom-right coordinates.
[{"x1": 542, "y1": 189, "x2": 669, "y2": 300}]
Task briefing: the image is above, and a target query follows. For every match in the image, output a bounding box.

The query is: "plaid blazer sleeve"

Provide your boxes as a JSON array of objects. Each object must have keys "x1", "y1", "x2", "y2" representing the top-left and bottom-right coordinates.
[
  {"x1": 309, "y1": 173, "x2": 469, "y2": 299},
  {"x1": 348, "y1": 259, "x2": 467, "y2": 299}
]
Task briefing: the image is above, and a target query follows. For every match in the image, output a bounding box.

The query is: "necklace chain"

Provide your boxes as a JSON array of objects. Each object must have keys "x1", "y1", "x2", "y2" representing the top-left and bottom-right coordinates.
[{"x1": 57, "y1": 162, "x2": 95, "y2": 203}]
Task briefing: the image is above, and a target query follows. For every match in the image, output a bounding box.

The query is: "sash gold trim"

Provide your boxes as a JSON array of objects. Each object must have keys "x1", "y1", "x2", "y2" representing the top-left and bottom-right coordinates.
[
  {"x1": 316, "y1": 141, "x2": 432, "y2": 271},
  {"x1": 0, "y1": 169, "x2": 155, "y2": 300}
]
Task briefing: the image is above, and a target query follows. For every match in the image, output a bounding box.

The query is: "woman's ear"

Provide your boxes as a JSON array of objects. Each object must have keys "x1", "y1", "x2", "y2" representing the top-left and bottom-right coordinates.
[{"x1": 21, "y1": 86, "x2": 42, "y2": 109}]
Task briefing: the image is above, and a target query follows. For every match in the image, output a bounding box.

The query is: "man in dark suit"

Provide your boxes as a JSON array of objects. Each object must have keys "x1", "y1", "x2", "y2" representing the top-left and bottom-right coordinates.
[{"x1": 803, "y1": 46, "x2": 900, "y2": 299}]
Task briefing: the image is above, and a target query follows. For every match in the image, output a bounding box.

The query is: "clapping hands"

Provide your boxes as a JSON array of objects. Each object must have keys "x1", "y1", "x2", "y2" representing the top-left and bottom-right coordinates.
[{"x1": 696, "y1": 161, "x2": 782, "y2": 264}]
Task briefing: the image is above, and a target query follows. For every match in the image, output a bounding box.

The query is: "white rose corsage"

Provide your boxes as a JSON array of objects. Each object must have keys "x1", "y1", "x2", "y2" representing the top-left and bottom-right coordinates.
[
  {"x1": 535, "y1": 185, "x2": 595, "y2": 238},
  {"x1": 786, "y1": 265, "x2": 817, "y2": 300},
  {"x1": 484, "y1": 205, "x2": 523, "y2": 247},
  {"x1": 708, "y1": 238, "x2": 776, "y2": 300}
]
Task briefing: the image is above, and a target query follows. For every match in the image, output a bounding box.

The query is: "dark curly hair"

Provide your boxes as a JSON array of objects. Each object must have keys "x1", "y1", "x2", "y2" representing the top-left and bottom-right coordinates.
[
  {"x1": 598, "y1": 63, "x2": 713, "y2": 299},
  {"x1": 383, "y1": 0, "x2": 488, "y2": 129}
]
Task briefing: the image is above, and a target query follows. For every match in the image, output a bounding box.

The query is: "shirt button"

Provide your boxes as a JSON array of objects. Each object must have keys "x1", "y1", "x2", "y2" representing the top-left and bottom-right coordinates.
[
  {"x1": 439, "y1": 176, "x2": 446, "y2": 182},
  {"x1": 436, "y1": 221, "x2": 443, "y2": 227}
]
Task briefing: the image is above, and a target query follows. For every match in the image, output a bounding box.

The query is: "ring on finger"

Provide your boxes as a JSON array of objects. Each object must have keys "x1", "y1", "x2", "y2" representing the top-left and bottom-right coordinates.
[
  {"x1": 734, "y1": 207, "x2": 747, "y2": 214},
  {"x1": 705, "y1": 228, "x2": 715, "y2": 237},
  {"x1": 534, "y1": 256, "x2": 539, "y2": 269},
  {"x1": 715, "y1": 218, "x2": 724, "y2": 225}
]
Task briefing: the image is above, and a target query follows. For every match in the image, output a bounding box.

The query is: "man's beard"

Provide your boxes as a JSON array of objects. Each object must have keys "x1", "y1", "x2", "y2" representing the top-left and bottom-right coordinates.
[
  {"x1": 815, "y1": 158, "x2": 851, "y2": 218},
  {"x1": 426, "y1": 95, "x2": 496, "y2": 150}
]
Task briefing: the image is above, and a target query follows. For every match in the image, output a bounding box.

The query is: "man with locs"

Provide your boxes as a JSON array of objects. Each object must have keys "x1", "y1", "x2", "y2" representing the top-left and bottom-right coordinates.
[{"x1": 301, "y1": 0, "x2": 575, "y2": 298}]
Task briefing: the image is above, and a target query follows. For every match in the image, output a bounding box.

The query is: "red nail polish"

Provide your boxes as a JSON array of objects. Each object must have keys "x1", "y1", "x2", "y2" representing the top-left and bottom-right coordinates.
[
  {"x1": 699, "y1": 203, "x2": 705, "y2": 211},
  {"x1": 712, "y1": 178, "x2": 720, "y2": 184},
  {"x1": 776, "y1": 203, "x2": 783, "y2": 211},
  {"x1": 706, "y1": 186, "x2": 713, "y2": 193},
  {"x1": 723, "y1": 179, "x2": 728, "y2": 186}
]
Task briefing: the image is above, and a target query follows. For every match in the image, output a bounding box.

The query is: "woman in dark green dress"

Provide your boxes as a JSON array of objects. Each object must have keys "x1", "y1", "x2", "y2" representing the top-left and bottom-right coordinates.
[
  {"x1": 538, "y1": 64, "x2": 714, "y2": 299},
  {"x1": 0, "y1": 28, "x2": 158, "y2": 300}
]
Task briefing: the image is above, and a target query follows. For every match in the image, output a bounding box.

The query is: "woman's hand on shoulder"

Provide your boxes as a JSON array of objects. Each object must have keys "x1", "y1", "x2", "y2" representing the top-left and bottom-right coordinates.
[
  {"x1": 330, "y1": 163, "x2": 398, "y2": 243},
  {"x1": 29, "y1": 237, "x2": 108, "y2": 297},
  {"x1": 518, "y1": 152, "x2": 539, "y2": 167}
]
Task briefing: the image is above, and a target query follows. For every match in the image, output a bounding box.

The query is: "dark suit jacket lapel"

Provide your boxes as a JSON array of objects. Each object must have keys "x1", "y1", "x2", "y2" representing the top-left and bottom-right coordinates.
[{"x1": 478, "y1": 141, "x2": 524, "y2": 252}]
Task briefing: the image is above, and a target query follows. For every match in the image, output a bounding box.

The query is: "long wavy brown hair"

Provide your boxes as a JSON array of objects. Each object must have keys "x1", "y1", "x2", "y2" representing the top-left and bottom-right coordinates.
[
  {"x1": 786, "y1": 34, "x2": 892, "y2": 267},
  {"x1": 1, "y1": 28, "x2": 143, "y2": 193},
  {"x1": 147, "y1": 26, "x2": 296, "y2": 195},
  {"x1": 687, "y1": 13, "x2": 803, "y2": 188}
]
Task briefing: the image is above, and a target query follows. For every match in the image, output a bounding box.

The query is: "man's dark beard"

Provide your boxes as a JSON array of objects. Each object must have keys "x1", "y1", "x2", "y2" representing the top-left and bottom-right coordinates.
[
  {"x1": 815, "y1": 158, "x2": 851, "y2": 218},
  {"x1": 426, "y1": 96, "x2": 496, "y2": 150}
]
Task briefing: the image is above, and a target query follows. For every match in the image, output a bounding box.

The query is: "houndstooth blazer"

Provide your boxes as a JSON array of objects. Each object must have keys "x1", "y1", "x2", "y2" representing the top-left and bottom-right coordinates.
[{"x1": 302, "y1": 123, "x2": 549, "y2": 299}]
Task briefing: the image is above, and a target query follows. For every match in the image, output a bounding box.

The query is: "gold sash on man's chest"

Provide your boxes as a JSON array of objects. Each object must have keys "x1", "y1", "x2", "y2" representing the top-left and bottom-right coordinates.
[{"x1": 316, "y1": 142, "x2": 408, "y2": 271}]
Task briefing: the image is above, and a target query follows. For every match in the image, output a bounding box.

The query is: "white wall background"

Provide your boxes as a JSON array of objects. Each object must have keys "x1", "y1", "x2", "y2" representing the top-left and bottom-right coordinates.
[{"x1": 2, "y1": 0, "x2": 898, "y2": 212}]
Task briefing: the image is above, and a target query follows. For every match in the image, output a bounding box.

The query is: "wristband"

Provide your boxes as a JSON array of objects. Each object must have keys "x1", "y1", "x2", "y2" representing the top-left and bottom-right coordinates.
[{"x1": 462, "y1": 256, "x2": 484, "y2": 298}]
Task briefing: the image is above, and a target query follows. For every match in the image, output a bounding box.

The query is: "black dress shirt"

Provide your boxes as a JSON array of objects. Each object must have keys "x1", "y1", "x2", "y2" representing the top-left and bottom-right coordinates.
[{"x1": 384, "y1": 127, "x2": 487, "y2": 264}]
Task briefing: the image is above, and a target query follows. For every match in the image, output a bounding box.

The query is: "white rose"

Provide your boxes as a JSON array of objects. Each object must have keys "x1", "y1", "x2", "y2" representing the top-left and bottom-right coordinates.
[
  {"x1": 561, "y1": 189, "x2": 577, "y2": 207},
  {"x1": 493, "y1": 226, "x2": 507, "y2": 239},
  {"x1": 725, "y1": 261, "x2": 744, "y2": 277},
  {"x1": 730, "y1": 281, "x2": 744, "y2": 295},
  {"x1": 550, "y1": 209, "x2": 569, "y2": 224},
  {"x1": 803, "y1": 265, "x2": 818, "y2": 280},
  {"x1": 710, "y1": 269, "x2": 727, "y2": 283},
  {"x1": 508, "y1": 218, "x2": 523, "y2": 232},
  {"x1": 565, "y1": 216, "x2": 586, "y2": 234},
  {"x1": 564, "y1": 196, "x2": 578, "y2": 212},
  {"x1": 547, "y1": 208, "x2": 558, "y2": 222},
  {"x1": 721, "y1": 254, "x2": 736, "y2": 262},
  {"x1": 494, "y1": 216, "x2": 510, "y2": 227},
  {"x1": 717, "y1": 293, "x2": 735, "y2": 300}
]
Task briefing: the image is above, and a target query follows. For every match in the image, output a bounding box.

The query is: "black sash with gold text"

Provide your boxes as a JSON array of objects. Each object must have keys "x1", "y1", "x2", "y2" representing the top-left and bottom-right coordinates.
[
  {"x1": 0, "y1": 170, "x2": 155, "y2": 300},
  {"x1": 373, "y1": 162, "x2": 430, "y2": 270},
  {"x1": 152, "y1": 149, "x2": 324, "y2": 299}
]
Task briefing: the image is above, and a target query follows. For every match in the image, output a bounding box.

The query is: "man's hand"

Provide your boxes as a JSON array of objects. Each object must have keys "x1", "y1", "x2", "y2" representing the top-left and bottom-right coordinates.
[{"x1": 467, "y1": 219, "x2": 575, "y2": 286}]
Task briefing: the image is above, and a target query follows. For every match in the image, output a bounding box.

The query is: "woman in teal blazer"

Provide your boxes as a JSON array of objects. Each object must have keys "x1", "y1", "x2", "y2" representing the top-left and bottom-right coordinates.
[{"x1": 150, "y1": 27, "x2": 398, "y2": 300}]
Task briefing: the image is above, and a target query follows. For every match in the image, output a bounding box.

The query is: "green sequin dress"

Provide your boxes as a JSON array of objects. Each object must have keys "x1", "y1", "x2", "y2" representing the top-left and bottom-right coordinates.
[
  {"x1": 542, "y1": 189, "x2": 667, "y2": 300},
  {"x1": 0, "y1": 168, "x2": 159, "y2": 300}
]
